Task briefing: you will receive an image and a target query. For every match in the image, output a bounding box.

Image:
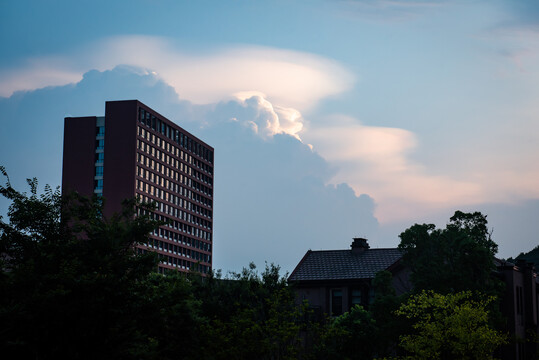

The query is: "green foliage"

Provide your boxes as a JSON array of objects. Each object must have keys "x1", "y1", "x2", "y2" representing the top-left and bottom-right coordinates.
[
  {"x1": 398, "y1": 211, "x2": 501, "y2": 295},
  {"x1": 370, "y1": 271, "x2": 410, "y2": 357},
  {"x1": 0, "y1": 168, "x2": 311, "y2": 360},
  {"x1": 395, "y1": 290, "x2": 507, "y2": 360},
  {"x1": 313, "y1": 271, "x2": 409, "y2": 360},
  {"x1": 315, "y1": 305, "x2": 378, "y2": 360},
  {"x1": 0, "y1": 167, "x2": 310, "y2": 359},
  {"x1": 194, "y1": 263, "x2": 312, "y2": 360},
  {"x1": 0, "y1": 170, "x2": 180, "y2": 359},
  {"x1": 0, "y1": 172, "x2": 517, "y2": 360},
  {"x1": 140, "y1": 271, "x2": 206, "y2": 359}
]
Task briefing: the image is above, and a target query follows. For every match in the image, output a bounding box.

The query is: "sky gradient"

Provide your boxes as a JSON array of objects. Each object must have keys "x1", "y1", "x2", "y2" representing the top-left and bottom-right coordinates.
[{"x1": 1, "y1": 0, "x2": 538, "y2": 272}]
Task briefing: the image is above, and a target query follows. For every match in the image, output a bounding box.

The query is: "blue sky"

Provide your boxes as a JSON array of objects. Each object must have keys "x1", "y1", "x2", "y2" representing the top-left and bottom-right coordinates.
[{"x1": 1, "y1": 0, "x2": 538, "y2": 272}]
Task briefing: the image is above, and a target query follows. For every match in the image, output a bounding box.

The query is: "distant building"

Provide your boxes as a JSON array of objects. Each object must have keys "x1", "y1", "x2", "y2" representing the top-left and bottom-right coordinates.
[
  {"x1": 496, "y1": 259, "x2": 539, "y2": 360},
  {"x1": 288, "y1": 238, "x2": 410, "y2": 317},
  {"x1": 62, "y1": 100, "x2": 214, "y2": 274},
  {"x1": 290, "y1": 237, "x2": 539, "y2": 359}
]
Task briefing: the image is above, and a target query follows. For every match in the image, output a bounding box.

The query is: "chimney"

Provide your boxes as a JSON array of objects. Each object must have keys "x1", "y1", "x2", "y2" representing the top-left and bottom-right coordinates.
[{"x1": 351, "y1": 237, "x2": 369, "y2": 254}]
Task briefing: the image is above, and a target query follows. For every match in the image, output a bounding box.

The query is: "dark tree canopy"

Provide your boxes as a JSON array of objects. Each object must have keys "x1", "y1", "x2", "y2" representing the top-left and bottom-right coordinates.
[
  {"x1": 398, "y1": 211, "x2": 501, "y2": 295},
  {"x1": 508, "y1": 244, "x2": 539, "y2": 270},
  {"x1": 0, "y1": 169, "x2": 312, "y2": 360},
  {"x1": 0, "y1": 169, "x2": 514, "y2": 359},
  {"x1": 0, "y1": 168, "x2": 166, "y2": 359}
]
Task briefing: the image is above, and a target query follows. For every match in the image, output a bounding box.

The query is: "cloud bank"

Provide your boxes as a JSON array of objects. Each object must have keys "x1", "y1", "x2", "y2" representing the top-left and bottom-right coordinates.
[
  {"x1": 0, "y1": 67, "x2": 379, "y2": 273},
  {"x1": 0, "y1": 36, "x2": 354, "y2": 112},
  {"x1": 2, "y1": 34, "x2": 539, "y2": 231}
]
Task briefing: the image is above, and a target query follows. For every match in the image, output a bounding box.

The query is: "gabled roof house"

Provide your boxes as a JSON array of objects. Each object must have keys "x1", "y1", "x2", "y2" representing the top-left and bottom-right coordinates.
[{"x1": 288, "y1": 238, "x2": 411, "y2": 317}]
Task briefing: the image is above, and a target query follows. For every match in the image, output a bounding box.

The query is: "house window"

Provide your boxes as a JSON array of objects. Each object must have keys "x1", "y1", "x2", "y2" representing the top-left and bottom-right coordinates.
[
  {"x1": 351, "y1": 289, "x2": 362, "y2": 307},
  {"x1": 331, "y1": 289, "x2": 343, "y2": 316},
  {"x1": 368, "y1": 288, "x2": 376, "y2": 305}
]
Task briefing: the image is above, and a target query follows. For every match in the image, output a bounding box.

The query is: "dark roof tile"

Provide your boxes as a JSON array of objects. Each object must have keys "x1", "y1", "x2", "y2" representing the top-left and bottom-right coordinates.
[{"x1": 289, "y1": 248, "x2": 403, "y2": 282}]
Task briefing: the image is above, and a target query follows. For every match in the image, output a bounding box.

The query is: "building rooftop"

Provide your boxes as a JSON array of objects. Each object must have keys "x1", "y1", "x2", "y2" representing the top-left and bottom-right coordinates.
[{"x1": 288, "y1": 247, "x2": 403, "y2": 282}]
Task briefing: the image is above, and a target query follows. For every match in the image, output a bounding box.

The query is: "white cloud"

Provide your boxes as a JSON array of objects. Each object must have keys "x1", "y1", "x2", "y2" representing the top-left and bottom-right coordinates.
[
  {"x1": 305, "y1": 115, "x2": 539, "y2": 223},
  {"x1": 3, "y1": 34, "x2": 538, "y2": 229},
  {"x1": 304, "y1": 115, "x2": 485, "y2": 222},
  {"x1": 0, "y1": 35, "x2": 354, "y2": 112},
  {"x1": 231, "y1": 92, "x2": 304, "y2": 140}
]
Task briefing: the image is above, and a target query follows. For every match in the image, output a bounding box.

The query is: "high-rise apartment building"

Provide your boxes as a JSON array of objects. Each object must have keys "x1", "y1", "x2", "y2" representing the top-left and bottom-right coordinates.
[{"x1": 62, "y1": 100, "x2": 214, "y2": 274}]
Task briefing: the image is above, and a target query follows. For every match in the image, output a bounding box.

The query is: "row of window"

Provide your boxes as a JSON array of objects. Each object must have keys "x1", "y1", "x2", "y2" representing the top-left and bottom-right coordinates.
[
  {"x1": 330, "y1": 287, "x2": 376, "y2": 316},
  {"x1": 150, "y1": 194, "x2": 212, "y2": 220},
  {"x1": 136, "y1": 180, "x2": 212, "y2": 227},
  {"x1": 138, "y1": 204, "x2": 212, "y2": 242},
  {"x1": 192, "y1": 168, "x2": 212, "y2": 189},
  {"x1": 155, "y1": 194, "x2": 211, "y2": 220},
  {"x1": 146, "y1": 238, "x2": 210, "y2": 262},
  {"x1": 138, "y1": 127, "x2": 213, "y2": 177},
  {"x1": 137, "y1": 208, "x2": 211, "y2": 246},
  {"x1": 137, "y1": 137, "x2": 213, "y2": 182},
  {"x1": 136, "y1": 147, "x2": 212, "y2": 198},
  {"x1": 137, "y1": 249, "x2": 210, "y2": 274},
  {"x1": 94, "y1": 179, "x2": 103, "y2": 190},
  {"x1": 153, "y1": 211, "x2": 211, "y2": 241},
  {"x1": 153, "y1": 226, "x2": 211, "y2": 252},
  {"x1": 138, "y1": 209, "x2": 211, "y2": 250},
  {"x1": 136, "y1": 157, "x2": 213, "y2": 209},
  {"x1": 94, "y1": 126, "x2": 104, "y2": 193},
  {"x1": 95, "y1": 152, "x2": 104, "y2": 163},
  {"x1": 138, "y1": 108, "x2": 214, "y2": 164}
]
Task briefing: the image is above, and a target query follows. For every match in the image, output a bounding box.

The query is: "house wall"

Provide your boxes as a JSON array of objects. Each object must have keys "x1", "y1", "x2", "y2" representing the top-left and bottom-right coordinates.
[
  {"x1": 391, "y1": 266, "x2": 412, "y2": 296},
  {"x1": 296, "y1": 286, "x2": 327, "y2": 316},
  {"x1": 295, "y1": 280, "x2": 373, "y2": 317},
  {"x1": 499, "y1": 262, "x2": 539, "y2": 360}
]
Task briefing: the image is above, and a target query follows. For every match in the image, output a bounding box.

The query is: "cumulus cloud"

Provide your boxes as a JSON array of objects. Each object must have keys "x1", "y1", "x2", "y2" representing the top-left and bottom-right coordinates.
[
  {"x1": 230, "y1": 92, "x2": 304, "y2": 140},
  {"x1": 0, "y1": 36, "x2": 354, "y2": 112},
  {"x1": 3, "y1": 32, "x2": 538, "y2": 233},
  {"x1": 0, "y1": 67, "x2": 378, "y2": 273},
  {"x1": 304, "y1": 115, "x2": 484, "y2": 222}
]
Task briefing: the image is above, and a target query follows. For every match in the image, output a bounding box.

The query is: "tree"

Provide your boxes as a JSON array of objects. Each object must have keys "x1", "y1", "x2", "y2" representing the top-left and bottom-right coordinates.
[
  {"x1": 508, "y1": 244, "x2": 539, "y2": 270},
  {"x1": 395, "y1": 290, "x2": 507, "y2": 359},
  {"x1": 314, "y1": 305, "x2": 378, "y2": 360},
  {"x1": 398, "y1": 211, "x2": 502, "y2": 295},
  {"x1": 139, "y1": 271, "x2": 206, "y2": 360},
  {"x1": 194, "y1": 263, "x2": 311, "y2": 360},
  {"x1": 0, "y1": 168, "x2": 164, "y2": 359},
  {"x1": 369, "y1": 271, "x2": 410, "y2": 357},
  {"x1": 0, "y1": 169, "x2": 320, "y2": 359}
]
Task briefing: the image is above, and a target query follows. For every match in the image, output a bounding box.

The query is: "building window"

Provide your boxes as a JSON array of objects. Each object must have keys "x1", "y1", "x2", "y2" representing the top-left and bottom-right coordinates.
[
  {"x1": 95, "y1": 152, "x2": 104, "y2": 163},
  {"x1": 95, "y1": 166, "x2": 104, "y2": 176},
  {"x1": 331, "y1": 289, "x2": 343, "y2": 316},
  {"x1": 96, "y1": 139, "x2": 104, "y2": 150},
  {"x1": 94, "y1": 179, "x2": 103, "y2": 191},
  {"x1": 96, "y1": 126, "x2": 105, "y2": 136}
]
